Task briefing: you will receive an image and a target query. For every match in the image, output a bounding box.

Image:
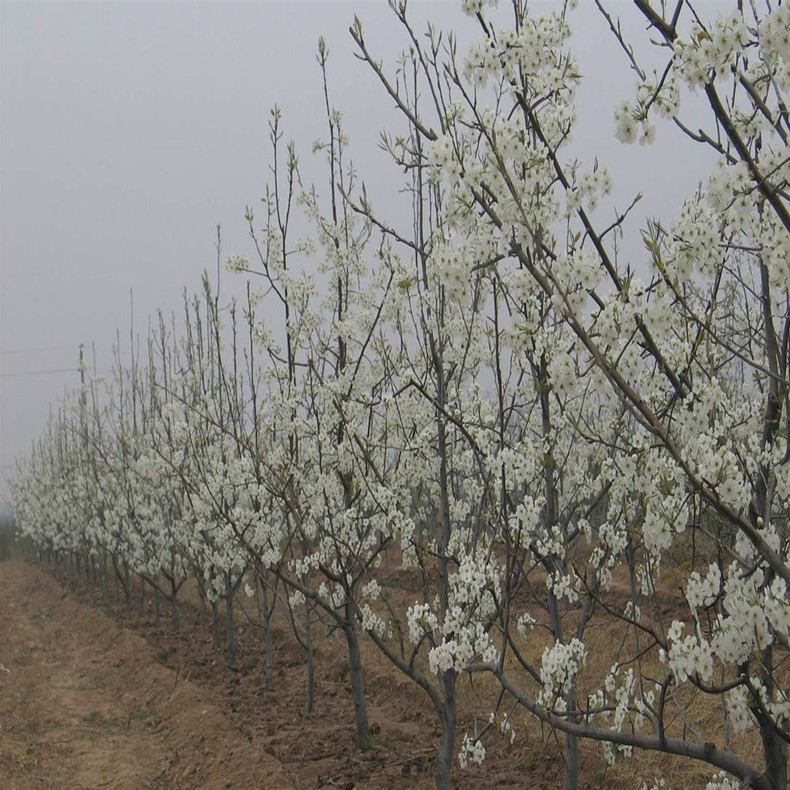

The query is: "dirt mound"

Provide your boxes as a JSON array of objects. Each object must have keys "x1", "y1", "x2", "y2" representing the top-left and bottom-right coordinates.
[{"x1": 0, "y1": 560, "x2": 294, "y2": 790}]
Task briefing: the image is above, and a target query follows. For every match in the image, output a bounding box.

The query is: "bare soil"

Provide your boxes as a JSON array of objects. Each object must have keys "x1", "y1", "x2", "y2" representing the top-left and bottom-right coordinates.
[
  {"x1": 0, "y1": 561, "x2": 293, "y2": 790},
  {"x1": 0, "y1": 559, "x2": 754, "y2": 789}
]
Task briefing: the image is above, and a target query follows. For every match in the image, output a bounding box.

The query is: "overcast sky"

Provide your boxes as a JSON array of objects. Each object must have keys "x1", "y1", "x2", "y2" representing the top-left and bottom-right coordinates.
[{"x1": 0, "y1": 0, "x2": 715, "y2": 507}]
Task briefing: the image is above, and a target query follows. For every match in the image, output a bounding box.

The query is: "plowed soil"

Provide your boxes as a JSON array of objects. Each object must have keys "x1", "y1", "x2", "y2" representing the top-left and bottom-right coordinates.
[
  {"x1": 0, "y1": 561, "x2": 293, "y2": 790},
  {"x1": 0, "y1": 559, "x2": 729, "y2": 789}
]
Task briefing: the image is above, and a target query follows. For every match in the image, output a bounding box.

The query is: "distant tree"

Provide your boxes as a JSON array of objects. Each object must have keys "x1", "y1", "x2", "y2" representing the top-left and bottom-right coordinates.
[{"x1": 13, "y1": 3, "x2": 789, "y2": 790}]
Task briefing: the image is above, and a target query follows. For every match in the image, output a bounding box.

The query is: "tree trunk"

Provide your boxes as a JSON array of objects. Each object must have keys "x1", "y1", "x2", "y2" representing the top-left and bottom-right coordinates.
[
  {"x1": 435, "y1": 672, "x2": 457, "y2": 790},
  {"x1": 759, "y1": 718, "x2": 787, "y2": 790},
  {"x1": 170, "y1": 576, "x2": 179, "y2": 630},
  {"x1": 211, "y1": 599, "x2": 220, "y2": 646},
  {"x1": 760, "y1": 645, "x2": 788, "y2": 790},
  {"x1": 434, "y1": 370, "x2": 458, "y2": 790},
  {"x1": 564, "y1": 701, "x2": 579, "y2": 790},
  {"x1": 153, "y1": 581, "x2": 161, "y2": 625},
  {"x1": 304, "y1": 597, "x2": 314, "y2": 716},
  {"x1": 225, "y1": 573, "x2": 236, "y2": 668},
  {"x1": 123, "y1": 562, "x2": 131, "y2": 609},
  {"x1": 261, "y1": 578, "x2": 274, "y2": 689},
  {"x1": 344, "y1": 620, "x2": 371, "y2": 750},
  {"x1": 198, "y1": 586, "x2": 207, "y2": 635},
  {"x1": 540, "y1": 356, "x2": 580, "y2": 790}
]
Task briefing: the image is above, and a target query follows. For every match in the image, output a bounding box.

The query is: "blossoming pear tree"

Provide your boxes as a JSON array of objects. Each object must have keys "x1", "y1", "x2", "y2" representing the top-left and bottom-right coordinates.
[
  {"x1": 351, "y1": 1, "x2": 789, "y2": 788},
  {"x1": 11, "y1": 2, "x2": 790, "y2": 790}
]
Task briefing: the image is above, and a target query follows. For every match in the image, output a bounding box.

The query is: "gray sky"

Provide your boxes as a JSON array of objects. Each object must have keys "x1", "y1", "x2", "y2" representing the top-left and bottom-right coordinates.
[{"x1": 0, "y1": 0, "x2": 714, "y2": 507}]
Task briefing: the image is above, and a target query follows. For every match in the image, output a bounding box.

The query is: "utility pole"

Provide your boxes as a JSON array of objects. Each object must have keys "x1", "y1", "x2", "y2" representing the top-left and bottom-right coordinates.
[{"x1": 79, "y1": 344, "x2": 87, "y2": 448}]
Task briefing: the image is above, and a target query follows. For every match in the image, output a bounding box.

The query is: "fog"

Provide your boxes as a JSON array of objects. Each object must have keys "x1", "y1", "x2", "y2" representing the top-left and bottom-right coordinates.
[{"x1": 0, "y1": 0, "x2": 714, "y2": 507}]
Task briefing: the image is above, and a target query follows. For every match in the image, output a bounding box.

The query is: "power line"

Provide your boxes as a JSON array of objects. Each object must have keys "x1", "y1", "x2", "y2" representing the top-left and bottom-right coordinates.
[
  {"x1": 1, "y1": 369, "x2": 116, "y2": 379},
  {"x1": 0, "y1": 346, "x2": 132, "y2": 356},
  {"x1": 0, "y1": 346, "x2": 131, "y2": 356},
  {"x1": 0, "y1": 345, "x2": 79, "y2": 354},
  {"x1": 0, "y1": 368, "x2": 78, "y2": 378}
]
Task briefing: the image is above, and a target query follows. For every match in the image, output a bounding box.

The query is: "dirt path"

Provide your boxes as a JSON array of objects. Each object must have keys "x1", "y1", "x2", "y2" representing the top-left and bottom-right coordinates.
[{"x1": 0, "y1": 560, "x2": 294, "y2": 790}]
